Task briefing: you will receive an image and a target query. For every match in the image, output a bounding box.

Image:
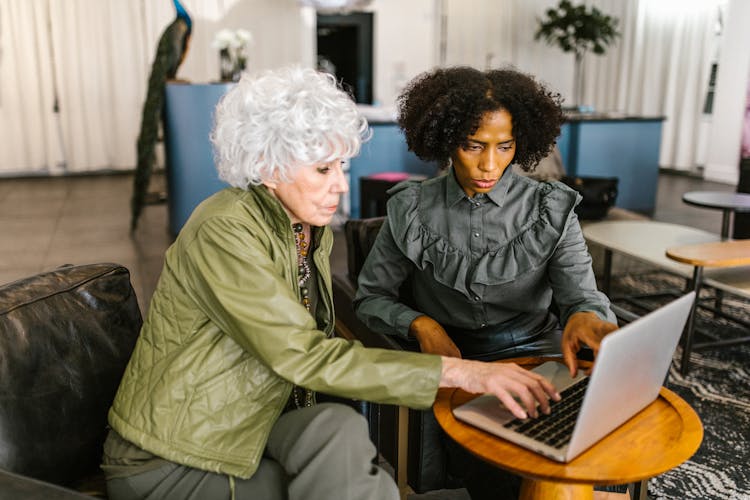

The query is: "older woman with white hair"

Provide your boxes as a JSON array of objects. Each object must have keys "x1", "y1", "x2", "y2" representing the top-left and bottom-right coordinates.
[{"x1": 101, "y1": 66, "x2": 560, "y2": 500}]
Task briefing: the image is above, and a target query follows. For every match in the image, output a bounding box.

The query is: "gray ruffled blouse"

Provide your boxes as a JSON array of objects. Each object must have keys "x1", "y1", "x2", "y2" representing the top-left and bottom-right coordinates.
[{"x1": 353, "y1": 167, "x2": 615, "y2": 342}]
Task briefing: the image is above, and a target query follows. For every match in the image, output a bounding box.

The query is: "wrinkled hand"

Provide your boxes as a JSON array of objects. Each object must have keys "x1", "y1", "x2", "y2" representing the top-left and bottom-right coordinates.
[
  {"x1": 409, "y1": 315, "x2": 462, "y2": 358},
  {"x1": 440, "y1": 358, "x2": 560, "y2": 419},
  {"x1": 562, "y1": 311, "x2": 619, "y2": 377}
]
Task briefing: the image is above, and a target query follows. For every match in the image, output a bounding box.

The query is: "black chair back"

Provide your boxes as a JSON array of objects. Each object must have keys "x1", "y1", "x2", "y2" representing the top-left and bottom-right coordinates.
[{"x1": 0, "y1": 264, "x2": 141, "y2": 488}]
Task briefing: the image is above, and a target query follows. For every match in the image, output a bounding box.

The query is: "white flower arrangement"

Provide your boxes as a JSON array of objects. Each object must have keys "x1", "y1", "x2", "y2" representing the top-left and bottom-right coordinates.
[{"x1": 212, "y1": 29, "x2": 254, "y2": 81}]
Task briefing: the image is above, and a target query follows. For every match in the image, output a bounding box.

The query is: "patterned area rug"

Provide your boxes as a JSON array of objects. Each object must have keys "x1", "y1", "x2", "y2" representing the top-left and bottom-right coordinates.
[{"x1": 609, "y1": 271, "x2": 750, "y2": 500}]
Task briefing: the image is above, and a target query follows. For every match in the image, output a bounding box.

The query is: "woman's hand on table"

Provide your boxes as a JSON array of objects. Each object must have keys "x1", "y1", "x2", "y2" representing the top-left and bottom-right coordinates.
[
  {"x1": 439, "y1": 357, "x2": 560, "y2": 419},
  {"x1": 561, "y1": 311, "x2": 619, "y2": 377},
  {"x1": 409, "y1": 315, "x2": 462, "y2": 358}
]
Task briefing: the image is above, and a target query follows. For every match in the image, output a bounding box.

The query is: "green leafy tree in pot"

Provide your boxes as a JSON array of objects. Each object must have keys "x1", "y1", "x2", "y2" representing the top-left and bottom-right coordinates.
[{"x1": 535, "y1": 0, "x2": 620, "y2": 109}]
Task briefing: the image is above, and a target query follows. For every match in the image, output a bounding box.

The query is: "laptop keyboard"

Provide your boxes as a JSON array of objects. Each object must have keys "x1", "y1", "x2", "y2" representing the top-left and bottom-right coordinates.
[{"x1": 504, "y1": 377, "x2": 590, "y2": 449}]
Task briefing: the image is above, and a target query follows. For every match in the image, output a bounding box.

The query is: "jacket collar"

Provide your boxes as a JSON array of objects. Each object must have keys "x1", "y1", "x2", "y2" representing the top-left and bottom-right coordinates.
[
  {"x1": 245, "y1": 184, "x2": 330, "y2": 249},
  {"x1": 247, "y1": 184, "x2": 292, "y2": 236}
]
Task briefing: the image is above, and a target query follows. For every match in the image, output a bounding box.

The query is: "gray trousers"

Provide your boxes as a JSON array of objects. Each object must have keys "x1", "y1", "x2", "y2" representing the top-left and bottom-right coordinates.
[{"x1": 106, "y1": 403, "x2": 398, "y2": 500}]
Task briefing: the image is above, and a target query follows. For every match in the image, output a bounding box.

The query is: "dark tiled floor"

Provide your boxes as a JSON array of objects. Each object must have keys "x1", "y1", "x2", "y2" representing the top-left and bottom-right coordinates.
[
  {"x1": 0, "y1": 170, "x2": 738, "y2": 313},
  {"x1": 651, "y1": 171, "x2": 736, "y2": 230},
  {"x1": 0, "y1": 173, "x2": 170, "y2": 312}
]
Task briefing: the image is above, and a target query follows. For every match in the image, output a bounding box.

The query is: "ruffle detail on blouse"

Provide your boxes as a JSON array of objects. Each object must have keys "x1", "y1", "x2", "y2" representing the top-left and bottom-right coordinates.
[{"x1": 386, "y1": 176, "x2": 580, "y2": 299}]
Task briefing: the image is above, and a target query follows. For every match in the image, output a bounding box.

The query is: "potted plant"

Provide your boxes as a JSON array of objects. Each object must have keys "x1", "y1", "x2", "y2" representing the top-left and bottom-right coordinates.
[{"x1": 535, "y1": 0, "x2": 620, "y2": 109}]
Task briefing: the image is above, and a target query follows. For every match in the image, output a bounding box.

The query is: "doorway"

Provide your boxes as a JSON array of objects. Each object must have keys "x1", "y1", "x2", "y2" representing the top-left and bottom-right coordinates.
[{"x1": 316, "y1": 12, "x2": 373, "y2": 104}]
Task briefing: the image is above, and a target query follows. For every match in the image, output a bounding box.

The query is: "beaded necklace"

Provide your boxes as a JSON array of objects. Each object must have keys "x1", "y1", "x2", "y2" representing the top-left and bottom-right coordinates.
[
  {"x1": 291, "y1": 222, "x2": 315, "y2": 408},
  {"x1": 293, "y1": 223, "x2": 312, "y2": 312}
]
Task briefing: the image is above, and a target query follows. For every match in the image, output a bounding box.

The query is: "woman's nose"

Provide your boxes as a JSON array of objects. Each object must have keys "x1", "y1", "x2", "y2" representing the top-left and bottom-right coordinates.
[
  {"x1": 332, "y1": 165, "x2": 349, "y2": 193},
  {"x1": 478, "y1": 149, "x2": 497, "y2": 172}
]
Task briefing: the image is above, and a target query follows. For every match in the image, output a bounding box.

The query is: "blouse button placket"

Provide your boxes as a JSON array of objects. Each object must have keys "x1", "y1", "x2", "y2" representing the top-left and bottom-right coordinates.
[
  {"x1": 469, "y1": 197, "x2": 483, "y2": 255},
  {"x1": 468, "y1": 195, "x2": 486, "y2": 325}
]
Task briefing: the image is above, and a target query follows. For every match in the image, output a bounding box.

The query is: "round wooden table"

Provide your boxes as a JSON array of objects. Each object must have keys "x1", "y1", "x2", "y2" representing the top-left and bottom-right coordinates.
[
  {"x1": 682, "y1": 191, "x2": 750, "y2": 240},
  {"x1": 433, "y1": 357, "x2": 703, "y2": 500}
]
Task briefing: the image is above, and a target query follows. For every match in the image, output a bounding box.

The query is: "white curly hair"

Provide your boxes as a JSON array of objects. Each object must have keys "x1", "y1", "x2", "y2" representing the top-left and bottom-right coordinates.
[{"x1": 211, "y1": 66, "x2": 370, "y2": 188}]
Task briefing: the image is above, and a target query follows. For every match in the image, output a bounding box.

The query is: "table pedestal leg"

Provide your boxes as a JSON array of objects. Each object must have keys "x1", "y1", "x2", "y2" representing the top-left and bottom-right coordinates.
[
  {"x1": 519, "y1": 478, "x2": 593, "y2": 500},
  {"x1": 720, "y1": 209, "x2": 731, "y2": 240}
]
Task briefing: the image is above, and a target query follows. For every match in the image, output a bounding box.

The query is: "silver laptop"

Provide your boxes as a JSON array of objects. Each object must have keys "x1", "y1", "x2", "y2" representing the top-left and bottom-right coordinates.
[{"x1": 453, "y1": 291, "x2": 695, "y2": 463}]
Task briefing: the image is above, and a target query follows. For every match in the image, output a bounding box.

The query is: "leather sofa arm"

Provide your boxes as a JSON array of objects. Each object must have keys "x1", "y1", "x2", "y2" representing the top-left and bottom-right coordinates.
[{"x1": 0, "y1": 469, "x2": 92, "y2": 499}]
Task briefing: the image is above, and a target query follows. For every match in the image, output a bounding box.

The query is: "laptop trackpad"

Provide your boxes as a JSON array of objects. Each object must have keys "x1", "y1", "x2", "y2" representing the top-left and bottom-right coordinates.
[{"x1": 533, "y1": 360, "x2": 587, "y2": 392}]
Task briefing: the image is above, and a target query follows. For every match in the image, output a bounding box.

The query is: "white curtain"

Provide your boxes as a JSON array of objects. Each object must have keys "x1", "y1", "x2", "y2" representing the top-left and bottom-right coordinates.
[
  {"x1": 0, "y1": 0, "x2": 309, "y2": 175},
  {"x1": 441, "y1": 0, "x2": 515, "y2": 70},
  {"x1": 583, "y1": 0, "x2": 720, "y2": 171},
  {"x1": 441, "y1": 0, "x2": 581, "y2": 106},
  {"x1": 0, "y1": 0, "x2": 169, "y2": 175},
  {"x1": 0, "y1": 0, "x2": 63, "y2": 174},
  {"x1": 49, "y1": 0, "x2": 160, "y2": 173}
]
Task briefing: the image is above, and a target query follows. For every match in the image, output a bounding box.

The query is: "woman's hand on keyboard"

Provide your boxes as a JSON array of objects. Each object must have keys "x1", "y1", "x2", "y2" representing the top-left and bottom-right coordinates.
[
  {"x1": 562, "y1": 312, "x2": 619, "y2": 377},
  {"x1": 440, "y1": 357, "x2": 561, "y2": 419}
]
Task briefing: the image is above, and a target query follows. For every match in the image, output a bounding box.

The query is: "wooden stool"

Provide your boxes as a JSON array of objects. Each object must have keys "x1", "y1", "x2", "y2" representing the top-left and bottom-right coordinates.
[{"x1": 666, "y1": 239, "x2": 750, "y2": 374}]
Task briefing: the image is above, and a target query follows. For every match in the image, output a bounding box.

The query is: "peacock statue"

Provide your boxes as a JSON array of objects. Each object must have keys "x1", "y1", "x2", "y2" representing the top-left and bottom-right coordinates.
[{"x1": 130, "y1": 0, "x2": 192, "y2": 232}]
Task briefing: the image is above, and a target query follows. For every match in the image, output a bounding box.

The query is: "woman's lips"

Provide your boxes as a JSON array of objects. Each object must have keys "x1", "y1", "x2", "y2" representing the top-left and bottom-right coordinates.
[{"x1": 472, "y1": 179, "x2": 498, "y2": 189}]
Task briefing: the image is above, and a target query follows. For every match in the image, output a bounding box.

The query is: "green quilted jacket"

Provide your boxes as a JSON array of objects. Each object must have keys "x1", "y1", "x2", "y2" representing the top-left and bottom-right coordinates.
[{"x1": 108, "y1": 186, "x2": 441, "y2": 479}]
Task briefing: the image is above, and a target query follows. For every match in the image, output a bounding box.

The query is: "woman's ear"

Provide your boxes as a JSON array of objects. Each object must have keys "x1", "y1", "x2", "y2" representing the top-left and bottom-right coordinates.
[{"x1": 263, "y1": 168, "x2": 293, "y2": 190}]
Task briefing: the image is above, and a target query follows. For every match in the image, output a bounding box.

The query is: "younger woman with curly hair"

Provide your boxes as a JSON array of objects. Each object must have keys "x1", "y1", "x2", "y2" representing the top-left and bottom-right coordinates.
[
  {"x1": 355, "y1": 65, "x2": 616, "y2": 368},
  {"x1": 354, "y1": 65, "x2": 618, "y2": 498}
]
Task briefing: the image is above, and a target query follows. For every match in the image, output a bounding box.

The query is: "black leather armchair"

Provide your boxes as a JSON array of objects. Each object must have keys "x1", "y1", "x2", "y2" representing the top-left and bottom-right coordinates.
[{"x1": 0, "y1": 263, "x2": 142, "y2": 498}]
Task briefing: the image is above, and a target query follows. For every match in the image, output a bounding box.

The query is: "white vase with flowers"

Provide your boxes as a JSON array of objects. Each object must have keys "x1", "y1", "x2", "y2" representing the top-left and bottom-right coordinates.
[{"x1": 212, "y1": 28, "x2": 253, "y2": 82}]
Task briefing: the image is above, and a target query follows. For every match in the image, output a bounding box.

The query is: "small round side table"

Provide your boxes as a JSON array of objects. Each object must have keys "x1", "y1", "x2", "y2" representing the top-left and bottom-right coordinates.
[
  {"x1": 433, "y1": 357, "x2": 703, "y2": 500},
  {"x1": 682, "y1": 191, "x2": 750, "y2": 240}
]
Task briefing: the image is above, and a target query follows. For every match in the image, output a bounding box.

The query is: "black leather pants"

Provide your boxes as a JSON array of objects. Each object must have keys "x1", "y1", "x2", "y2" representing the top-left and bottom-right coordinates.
[{"x1": 445, "y1": 312, "x2": 562, "y2": 362}]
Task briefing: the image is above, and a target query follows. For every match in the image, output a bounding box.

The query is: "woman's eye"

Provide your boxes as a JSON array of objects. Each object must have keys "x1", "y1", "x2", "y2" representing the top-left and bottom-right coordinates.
[{"x1": 318, "y1": 160, "x2": 343, "y2": 173}]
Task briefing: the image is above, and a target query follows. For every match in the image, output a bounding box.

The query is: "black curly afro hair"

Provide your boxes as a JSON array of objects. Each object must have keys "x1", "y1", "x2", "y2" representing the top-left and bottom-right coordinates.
[{"x1": 397, "y1": 66, "x2": 564, "y2": 171}]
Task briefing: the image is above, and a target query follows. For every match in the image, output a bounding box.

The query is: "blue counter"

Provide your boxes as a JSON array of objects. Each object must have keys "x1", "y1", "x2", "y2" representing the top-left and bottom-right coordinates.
[
  {"x1": 164, "y1": 83, "x2": 232, "y2": 236},
  {"x1": 558, "y1": 115, "x2": 664, "y2": 214},
  {"x1": 164, "y1": 91, "x2": 662, "y2": 223}
]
